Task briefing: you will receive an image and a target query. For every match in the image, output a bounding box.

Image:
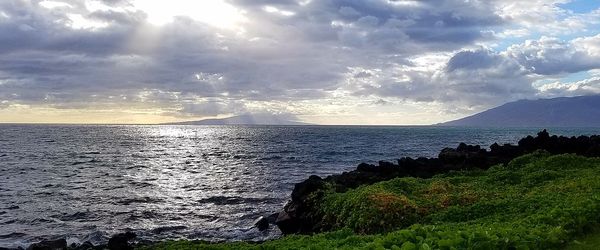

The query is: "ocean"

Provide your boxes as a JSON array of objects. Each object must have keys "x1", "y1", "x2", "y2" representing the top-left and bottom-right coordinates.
[{"x1": 1, "y1": 125, "x2": 599, "y2": 248}]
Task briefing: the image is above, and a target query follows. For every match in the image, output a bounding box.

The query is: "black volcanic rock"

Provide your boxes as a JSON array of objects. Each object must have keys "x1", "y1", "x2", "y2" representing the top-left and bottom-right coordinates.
[
  {"x1": 72, "y1": 241, "x2": 94, "y2": 250},
  {"x1": 26, "y1": 239, "x2": 67, "y2": 250},
  {"x1": 275, "y1": 175, "x2": 327, "y2": 233},
  {"x1": 107, "y1": 232, "x2": 136, "y2": 250},
  {"x1": 276, "y1": 130, "x2": 600, "y2": 235},
  {"x1": 266, "y1": 213, "x2": 279, "y2": 224},
  {"x1": 253, "y1": 216, "x2": 269, "y2": 231},
  {"x1": 14, "y1": 232, "x2": 140, "y2": 250},
  {"x1": 439, "y1": 95, "x2": 600, "y2": 127}
]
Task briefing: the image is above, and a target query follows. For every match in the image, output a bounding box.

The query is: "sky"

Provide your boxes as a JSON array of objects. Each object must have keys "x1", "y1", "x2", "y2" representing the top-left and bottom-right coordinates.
[{"x1": 0, "y1": 0, "x2": 599, "y2": 124}]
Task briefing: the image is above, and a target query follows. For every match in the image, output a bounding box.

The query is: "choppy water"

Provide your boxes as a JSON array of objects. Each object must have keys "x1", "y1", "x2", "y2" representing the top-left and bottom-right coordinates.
[{"x1": 0, "y1": 125, "x2": 599, "y2": 248}]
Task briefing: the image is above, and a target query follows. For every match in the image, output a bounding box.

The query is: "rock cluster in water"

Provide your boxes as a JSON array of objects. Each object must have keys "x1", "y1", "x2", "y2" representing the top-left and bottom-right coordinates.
[
  {"x1": 275, "y1": 130, "x2": 600, "y2": 234},
  {"x1": 2, "y1": 232, "x2": 136, "y2": 250}
]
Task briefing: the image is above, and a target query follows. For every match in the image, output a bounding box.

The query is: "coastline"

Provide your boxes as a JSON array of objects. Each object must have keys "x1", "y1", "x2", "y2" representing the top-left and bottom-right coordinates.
[
  {"x1": 275, "y1": 130, "x2": 600, "y2": 235},
  {"x1": 6, "y1": 129, "x2": 600, "y2": 249}
]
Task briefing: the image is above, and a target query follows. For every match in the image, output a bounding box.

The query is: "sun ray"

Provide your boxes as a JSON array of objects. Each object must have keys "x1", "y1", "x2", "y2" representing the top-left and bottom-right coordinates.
[{"x1": 133, "y1": 0, "x2": 247, "y2": 29}]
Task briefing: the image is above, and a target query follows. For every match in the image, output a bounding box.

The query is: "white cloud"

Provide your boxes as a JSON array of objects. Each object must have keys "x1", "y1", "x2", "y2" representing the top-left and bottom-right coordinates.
[
  {"x1": 66, "y1": 13, "x2": 109, "y2": 29},
  {"x1": 573, "y1": 34, "x2": 600, "y2": 57},
  {"x1": 133, "y1": 0, "x2": 247, "y2": 29},
  {"x1": 506, "y1": 35, "x2": 600, "y2": 75},
  {"x1": 537, "y1": 77, "x2": 600, "y2": 97},
  {"x1": 0, "y1": 0, "x2": 599, "y2": 124},
  {"x1": 495, "y1": 0, "x2": 600, "y2": 36},
  {"x1": 497, "y1": 28, "x2": 530, "y2": 38},
  {"x1": 39, "y1": 0, "x2": 73, "y2": 9},
  {"x1": 263, "y1": 5, "x2": 295, "y2": 16}
]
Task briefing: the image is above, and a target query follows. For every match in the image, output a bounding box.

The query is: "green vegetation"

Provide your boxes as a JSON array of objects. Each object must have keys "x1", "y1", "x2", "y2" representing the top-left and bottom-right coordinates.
[
  {"x1": 564, "y1": 226, "x2": 600, "y2": 250},
  {"x1": 140, "y1": 152, "x2": 600, "y2": 250}
]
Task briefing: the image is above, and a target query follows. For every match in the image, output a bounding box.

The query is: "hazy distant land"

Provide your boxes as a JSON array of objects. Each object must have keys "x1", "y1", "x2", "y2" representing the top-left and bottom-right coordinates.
[{"x1": 164, "y1": 114, "x2": 310, "y2": 126}]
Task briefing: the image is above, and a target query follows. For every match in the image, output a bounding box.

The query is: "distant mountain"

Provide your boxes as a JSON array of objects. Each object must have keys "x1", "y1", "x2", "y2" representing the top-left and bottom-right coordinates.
[
  {"x1": 438, "y1": 95, "x2": 600, "y2": 127},
  {"x1": 164, "y1": 114, "x2": 310, "y2": 125}
]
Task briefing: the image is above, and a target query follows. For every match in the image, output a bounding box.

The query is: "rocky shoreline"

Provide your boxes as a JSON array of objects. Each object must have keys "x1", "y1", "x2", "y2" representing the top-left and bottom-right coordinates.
[
  {"x1": 4, "y1": 130, "x2": 600, "y2": 250},
  {"x1": 274, "y1": 130, "x2": 600, "y2": 234},
  {"x1": 0, "y1": 232, "x2": 137, "y2": 250}
]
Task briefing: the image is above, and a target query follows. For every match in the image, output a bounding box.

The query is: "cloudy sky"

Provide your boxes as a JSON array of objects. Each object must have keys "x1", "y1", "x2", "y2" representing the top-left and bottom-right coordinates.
[{"x1": 1, "y1": 0, "x2": 599, "y2": 124}]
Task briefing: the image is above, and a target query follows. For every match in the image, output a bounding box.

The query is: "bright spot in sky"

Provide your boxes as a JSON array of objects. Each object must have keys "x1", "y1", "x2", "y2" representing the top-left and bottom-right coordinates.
[
  {"x1": 264, "y1": 6, "x2": 295, "y2": 16},
  {"x1": 67, "y1": 13, "x2": 109, "y2": 29},
  {"x1": 39, "y1": 0, "x2": 72, "y2": 9},
  {"x1": 0, "y1": 11, "x2": 10, "y2": 19},
  {"x1": 133, "y1": 0, "x2": 247, "y2": 29}
]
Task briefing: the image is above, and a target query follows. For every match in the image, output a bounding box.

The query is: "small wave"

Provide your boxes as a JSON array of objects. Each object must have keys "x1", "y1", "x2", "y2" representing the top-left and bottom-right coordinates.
[
  {"x1": 259, "y1": 156, "x2": 282, "y2": 160},
  {"x1": 72, "y1": 159, "x2": 102, "y2": 165},
  {"x1": 33, "y1": 191, "x2": 54, "y2": 196},
  {"x1": 30, "y1": 218, "x2": 55, "y2": 224},
  {"x1": 0, "y1": 219, "x2": 16, "y2": 225},
  {"x1": 40, "y1": 183, "x2": 62, "y2": 188},
  {"x1": 322, "y1": 151, "x2": 350, "y2": 156},
  {"x1": 266, "y1": 150, "x2": 294, "y2": 154},
  {"x1": 61, "y1": 173, "x2": 77, "y2": 178},
  {"x1": 116, "y1": 197, "x2": 163, "y2": 205},
  {"x1": 232, "y1": 154, "x2": 255, "y2": 159},
  {"x1": 196, "y1": 196, "x2": 279, "y2": 205},
  {"x1": 151, "y1": 225, "x2": 188, "y2": 234},
  {"x1": 205, "y1": 151, "x2": 228, "y2": 157},
  {"x1": 102, "y1": 185, "x2": 125, "y2": 190},
  {"x1": 125, "y1": 210, "x2": 161, "y2": 221},
  {"x1": 185, "y1": 169, "x2": 203, "y2": 174},
  {"x1": 182, "y1": 184, "x2": 206, "y2": 191},
  {"x1": 52, "y1": 211, "x2": 97, "y2": 222},
  {"x1": 0, "y1": 232, "x2": 26, "y2": 239},
  {"x1": 125, "y1": 165, "x2": 146, "y2": 169},
  {"x1": 128, "y1": 181, "x2": 154, "y2": 188}
]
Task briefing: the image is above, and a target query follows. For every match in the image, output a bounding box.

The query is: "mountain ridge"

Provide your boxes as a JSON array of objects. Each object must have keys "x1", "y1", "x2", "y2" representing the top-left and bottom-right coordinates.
[
  {"x1": 163, "y1": 114, "x2": 310, "y2": 125},
  {"x1": 438, "y1": 95, "x2": 600, "y2": 127}
]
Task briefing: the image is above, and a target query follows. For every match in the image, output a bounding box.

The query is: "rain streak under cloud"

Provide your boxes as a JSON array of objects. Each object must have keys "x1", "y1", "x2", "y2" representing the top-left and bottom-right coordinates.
[{"x1": 1, "y1": 0, "x2": 600, "y2": 124}]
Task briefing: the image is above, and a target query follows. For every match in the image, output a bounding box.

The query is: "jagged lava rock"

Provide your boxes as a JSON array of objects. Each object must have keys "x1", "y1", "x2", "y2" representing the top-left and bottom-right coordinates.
[{"x1": 26, "y1": 239, "x2": 67, "y2": 250}]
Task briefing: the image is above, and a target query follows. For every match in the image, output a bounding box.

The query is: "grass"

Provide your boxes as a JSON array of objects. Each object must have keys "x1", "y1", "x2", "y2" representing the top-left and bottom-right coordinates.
[
  {"x1": 139, "y1": 151, "x2": 600, "y2": 249},
  {"x1": 564, "y1": 226, "x2": 600, "y2": 250}
]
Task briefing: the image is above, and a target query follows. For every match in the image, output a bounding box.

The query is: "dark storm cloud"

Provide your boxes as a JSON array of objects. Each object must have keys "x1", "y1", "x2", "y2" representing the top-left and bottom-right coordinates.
[
  {"x1": 442, "y1": 49, "x2": 535, "y2": 105},
  {"x1": 354, "y1": 47, "x2": 535, "y2": 108},
  {"x1": 230, "y1": 0, "x2": 503, "y2": 53},
  {"x1": 446, "y1": 50, "x2": 501, "y2": 72},
  {"x1": 0, "y1": 0, "x2": 139, "y2": 55}
]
